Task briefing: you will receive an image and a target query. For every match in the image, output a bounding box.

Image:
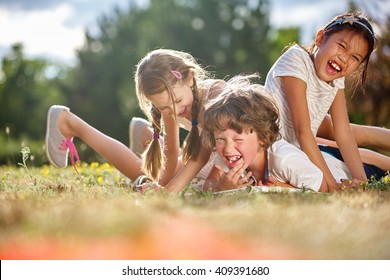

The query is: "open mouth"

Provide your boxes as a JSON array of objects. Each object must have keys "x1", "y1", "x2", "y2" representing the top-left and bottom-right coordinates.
[
  {"x1": 226, "y1": 155, "x2": 242, "y2": 167},
  {"x1": 328, "y1": 60, "x2": 341, "y2": 74}
]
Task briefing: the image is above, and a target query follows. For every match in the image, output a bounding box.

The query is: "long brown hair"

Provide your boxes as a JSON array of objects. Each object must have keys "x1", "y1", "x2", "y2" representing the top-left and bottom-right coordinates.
[{"x1": 134, "y1": 49, "x2": 208, "y2": 180}]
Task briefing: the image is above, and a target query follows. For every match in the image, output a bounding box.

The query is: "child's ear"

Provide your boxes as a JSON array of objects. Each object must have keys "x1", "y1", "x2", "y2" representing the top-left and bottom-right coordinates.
[{"x1": 314, "y1": 29, "x2": 325, "y2": 47}]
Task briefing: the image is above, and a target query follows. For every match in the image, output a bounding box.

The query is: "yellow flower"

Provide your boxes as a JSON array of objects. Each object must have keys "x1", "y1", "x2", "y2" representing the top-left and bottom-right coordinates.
[
  {"x1": 39, "y1": 166, "x2": 50, "y2": 176},
  {"x1": 90, "y1": 162, "x2": 100, "y2": 168},
  {"x1": 97, "y1": 176, "x2": 104, "y2": 184},
  {"x1": 101, "y1": 162, "x2": 111, "y2": 169}
]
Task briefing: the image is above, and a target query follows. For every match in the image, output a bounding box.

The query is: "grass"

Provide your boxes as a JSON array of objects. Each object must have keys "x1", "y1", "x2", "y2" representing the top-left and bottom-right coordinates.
[{"x1": 1, "y1": 161, "x2": 390, "y2": 260}]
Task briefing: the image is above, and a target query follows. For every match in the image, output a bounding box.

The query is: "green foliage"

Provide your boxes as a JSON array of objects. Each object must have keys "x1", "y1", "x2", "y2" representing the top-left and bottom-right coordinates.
[
  {"x1": 365, "y1": 173, "x2": 390, "y2": 191},
  {"x1": 0, "y1": 44, "x2": 66, "y2": 139},
  {"x1": 64, "y1": 0, "x2": 286, "y2": 145},
  {"x1": 0, "y1": 0, "x2": 300, "y2": 165}
]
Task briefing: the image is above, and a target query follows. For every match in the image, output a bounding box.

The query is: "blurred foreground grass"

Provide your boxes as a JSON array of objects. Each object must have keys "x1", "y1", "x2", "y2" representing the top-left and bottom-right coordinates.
[{"x1": 0, "y1": 163, "x2": 390, "y2": 260}]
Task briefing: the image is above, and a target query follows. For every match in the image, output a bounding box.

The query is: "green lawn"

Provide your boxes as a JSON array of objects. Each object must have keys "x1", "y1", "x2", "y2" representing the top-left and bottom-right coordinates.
[{"x1": 1, "y1": 163, "x2": 390, "y2": 260}]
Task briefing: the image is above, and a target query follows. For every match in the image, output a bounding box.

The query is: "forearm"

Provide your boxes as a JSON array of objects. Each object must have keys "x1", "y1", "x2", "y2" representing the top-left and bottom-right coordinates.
[
  {"x1": 159, "y1": 115, "x2": 181, "y2": 185},
  {"x1": 336, "y1": 132, "x2": 368, "y2": 182},
  {"x1": 297, "y1": 130, "x2": 337, "y2": 189},
  {"x1": 164, "y1": 148, "x2": 211, "y2": 193}
]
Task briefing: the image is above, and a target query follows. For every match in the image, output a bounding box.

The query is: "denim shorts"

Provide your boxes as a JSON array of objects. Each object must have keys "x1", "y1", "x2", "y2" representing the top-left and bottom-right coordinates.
[{"x1": 318, "y1": 145, "x2": 386, "y2": 181}]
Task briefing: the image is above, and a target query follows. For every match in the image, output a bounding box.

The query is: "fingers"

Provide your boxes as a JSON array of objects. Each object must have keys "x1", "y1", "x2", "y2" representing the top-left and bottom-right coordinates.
[
  {"x1": 219, "y1": 163, "x2": 254, "y2": 189},
  {"x1": 228, "y1": 163, "x2": 251, "y2": 184},
  {"x1": 339, "y1": 178, "x2": 365, "y2": 191},
  {"x1": 319, "y1": 184, "x2": 329, "y2": 192}
]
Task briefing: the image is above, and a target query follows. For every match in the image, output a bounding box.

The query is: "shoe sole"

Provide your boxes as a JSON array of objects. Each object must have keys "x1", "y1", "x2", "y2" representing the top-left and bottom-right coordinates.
[
  {"x1": 129, "y1": 117, "x2": 149, "y2": 155},
  {"x1": 129, "y1": 118, "x2": 137, "y2": 152}
]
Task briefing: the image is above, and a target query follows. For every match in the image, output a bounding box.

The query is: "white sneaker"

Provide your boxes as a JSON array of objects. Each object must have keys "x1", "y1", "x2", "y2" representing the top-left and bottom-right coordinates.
[
  {"x1": 129, "y1": 117, "x2": 151, "y2": 157},
  {"x1": 45, "y1": 105, "x2": 80, "y2": 173}
]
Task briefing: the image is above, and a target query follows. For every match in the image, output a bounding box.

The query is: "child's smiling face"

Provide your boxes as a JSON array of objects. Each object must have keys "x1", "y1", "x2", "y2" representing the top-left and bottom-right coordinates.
[
  {"x1": 313, "y1": 29, "x2": 369, "y2": 83},
  {"x1": 213, "y1": 125, "x2": 264, "y2": 170},
  {"x1": 148, "y1": 79, "x2": 194, "y2": 119}
]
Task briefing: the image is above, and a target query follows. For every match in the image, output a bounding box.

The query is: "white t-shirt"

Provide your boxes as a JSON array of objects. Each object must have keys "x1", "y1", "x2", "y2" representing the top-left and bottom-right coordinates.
[
  {"x1": 213, "y1": 139, "x2": 351, "y2": 192},
  {"x1": 268, "y1": 139, "x2": 351, "y2": 192},
  {"x1": 265, "y1": 44, "x2": 345, "y2": 147}
]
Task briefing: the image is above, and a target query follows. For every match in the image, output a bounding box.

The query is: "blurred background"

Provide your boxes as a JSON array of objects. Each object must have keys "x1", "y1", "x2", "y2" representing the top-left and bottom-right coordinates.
[{"x1": 1, "y1": 0, "x2": 389, "y2": 166}]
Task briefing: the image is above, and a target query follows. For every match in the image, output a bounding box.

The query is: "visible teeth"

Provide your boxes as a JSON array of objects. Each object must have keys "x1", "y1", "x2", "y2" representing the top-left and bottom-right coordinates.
[
  {"x1": 227, "y1": 156, "x2": 241, "y2": 163},
  {"x1": 329, "y1": 61, "x2": 341, "y2": 71}
]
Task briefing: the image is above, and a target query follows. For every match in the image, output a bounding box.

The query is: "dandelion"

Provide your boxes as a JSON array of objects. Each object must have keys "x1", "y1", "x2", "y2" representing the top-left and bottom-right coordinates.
[{"x1": 90, "y1": 162, "x2": 99, "y2": 169}]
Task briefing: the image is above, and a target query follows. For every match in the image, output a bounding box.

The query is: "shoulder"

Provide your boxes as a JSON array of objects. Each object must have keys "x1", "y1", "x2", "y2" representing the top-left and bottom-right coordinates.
[
  {"x1": 280, "y1": 44, "x2": 310, "y2": 62},
  {"x1": 271, "y1": 45, "x2": 313, "y2": 79},
  {"x1": 268, "y1": 140, "x2": 320, "y2": 176},
  {"x1": 269, "y1": 139, "x2": 300, "y2": 154},
  {"x1": 268, "y1": 140, "x2": 323, "y2": 191}
]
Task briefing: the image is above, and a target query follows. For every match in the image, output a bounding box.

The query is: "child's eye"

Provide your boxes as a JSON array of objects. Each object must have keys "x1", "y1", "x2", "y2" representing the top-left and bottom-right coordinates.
[
  {"x1": 175, "y1": 98, "x2": 182, "y2": 104},
  {"x1": 215, "y1": 136, "x2": 227, "y2": 143},
  {"x1": 352, "y1": 55, "x2": 360, "y2": 62},
  {"x1": 338, "y1": 43, "x2": 346, "y2": 49}
]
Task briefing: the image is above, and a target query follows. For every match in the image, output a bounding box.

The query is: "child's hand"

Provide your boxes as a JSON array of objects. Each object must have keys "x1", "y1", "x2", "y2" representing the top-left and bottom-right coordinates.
[
  {"x1": 133, "y1": 176, "x2": 162, "y2": 193},
  {"x1": 338, "y1": 178, "x2": 365, "y2": 191},
  {"x1": 215, "y1": 163, "x2": 254, "y2": 190}
]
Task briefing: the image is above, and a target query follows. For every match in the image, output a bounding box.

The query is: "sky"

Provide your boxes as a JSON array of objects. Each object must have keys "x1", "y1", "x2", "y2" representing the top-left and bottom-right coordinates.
[{"x1": 0, "y1": 0, "x2": 389, "y2": 66}]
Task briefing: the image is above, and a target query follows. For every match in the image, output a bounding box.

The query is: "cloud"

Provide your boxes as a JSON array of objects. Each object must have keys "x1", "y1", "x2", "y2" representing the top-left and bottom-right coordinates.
[
  {"x1": 0, "y1": 3, "x2": 84, "y2": 63},
  {"x1": 0, "y1": 0, "x2": 61, "y2": 10}
]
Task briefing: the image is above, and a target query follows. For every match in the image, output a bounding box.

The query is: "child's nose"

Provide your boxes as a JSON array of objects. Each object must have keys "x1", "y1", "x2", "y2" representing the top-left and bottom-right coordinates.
[
  {"x1": 338, "y1": 52, "x2": 348, "y2": 63},
  {"x1": 338, "y1": 52, "x2": 353, "y2": 66},
  {"x1": 223, "y1": 139, "x2": 235, "y2": 152}
]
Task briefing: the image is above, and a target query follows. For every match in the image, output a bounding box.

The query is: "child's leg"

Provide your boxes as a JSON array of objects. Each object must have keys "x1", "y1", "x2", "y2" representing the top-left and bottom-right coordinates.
[
  {"x1": 318, "y1": 115, "x2": 390, "y2": 151},
  {"x1": 317, "y1": 137, "x2": 390, "y2": 172},
  {"x1": 129, "y1": 117, "x2": 184, "y2": 176},
  {"x1": 57, "y1": 108, "x2": 144, "y2": 180},
  {"x1": 358, "y1": 148, "x2": 390, "y2": 172}
]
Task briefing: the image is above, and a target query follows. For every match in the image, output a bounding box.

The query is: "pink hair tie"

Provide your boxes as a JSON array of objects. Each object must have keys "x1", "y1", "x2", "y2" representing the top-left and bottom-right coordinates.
[
  {"x1": 153, "y1": 133, "x2": 160, "y2": 140},
  {"x1": 171, "y1": 70, "x2": 182, "y2": 80}
]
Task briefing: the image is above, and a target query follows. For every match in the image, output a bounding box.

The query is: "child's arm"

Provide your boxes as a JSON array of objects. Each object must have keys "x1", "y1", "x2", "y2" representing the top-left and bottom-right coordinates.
[
  {"x1": 158, "y1": 113, "x2": 181, "y2": 186},
  {"x1": 329, "y1": 89, "x2": 367, "y2": 182},
  {"x1": 281, "y1": 76, "x2": 338, "y2": 191},
  {"x1": 164, "y1": 142, "x2": 212, "y2": 193}
]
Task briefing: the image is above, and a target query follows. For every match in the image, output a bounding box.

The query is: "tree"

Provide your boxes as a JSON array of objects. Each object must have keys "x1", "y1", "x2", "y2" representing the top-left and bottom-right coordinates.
[
  {"x1": 0, "y1": 44, "x2": 65, "y2": 139},
  {"x1": 64, "y1": 0, "x2": 284, "y2": 145}
]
